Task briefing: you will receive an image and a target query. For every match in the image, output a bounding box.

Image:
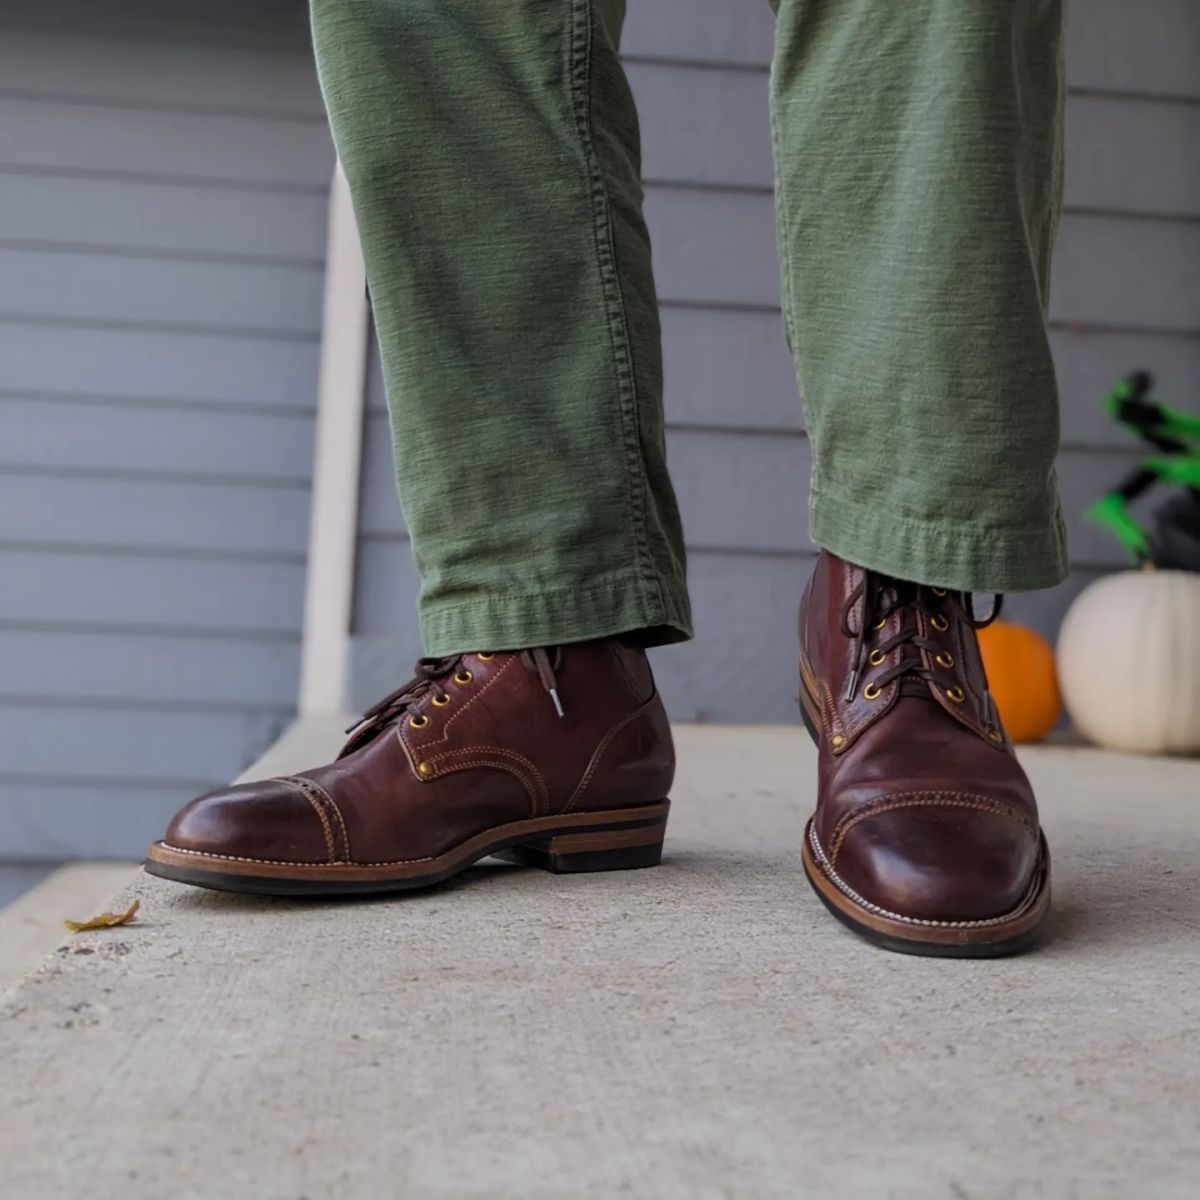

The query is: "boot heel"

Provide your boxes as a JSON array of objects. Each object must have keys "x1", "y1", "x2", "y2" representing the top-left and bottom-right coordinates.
[{"x1": 499, "y1": 814, "x2": 667, "y2": 874}]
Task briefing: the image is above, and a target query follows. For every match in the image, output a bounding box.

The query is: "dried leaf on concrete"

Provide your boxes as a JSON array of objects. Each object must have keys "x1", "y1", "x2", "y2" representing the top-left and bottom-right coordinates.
[{"x1": 63, "y1": 899, "x2": 140, "y2": 933}]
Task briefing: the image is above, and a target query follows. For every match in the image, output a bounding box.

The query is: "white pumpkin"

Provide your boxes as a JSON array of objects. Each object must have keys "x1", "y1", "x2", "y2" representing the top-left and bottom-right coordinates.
[{"x1": 1057, "y1": 570, "x2": 1200, "y2": 756}]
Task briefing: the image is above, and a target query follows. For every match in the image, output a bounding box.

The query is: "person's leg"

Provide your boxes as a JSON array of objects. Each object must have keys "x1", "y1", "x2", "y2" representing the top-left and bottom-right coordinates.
[
  {"x1": 771, "y1": 0, "x2": 1067, "y2": 592},
  {"x1": 148, "y1": 0, "x2": 687, "y2": 896},
  {"x1": 312, "y1": 0, "x2": 690, "y2": 654},
  {"x1": 773, "y1": 0, "x2": 1064, "y2": 955}
]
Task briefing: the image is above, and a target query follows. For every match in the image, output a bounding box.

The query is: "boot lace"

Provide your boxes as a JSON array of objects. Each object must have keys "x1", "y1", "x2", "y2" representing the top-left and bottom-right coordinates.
[
  {"x1": 345, "y1": 647, "x2": 565, "y2": 739},
  {"x1": 841, "y1": 574, "x2": 1002, "y2": 702}
]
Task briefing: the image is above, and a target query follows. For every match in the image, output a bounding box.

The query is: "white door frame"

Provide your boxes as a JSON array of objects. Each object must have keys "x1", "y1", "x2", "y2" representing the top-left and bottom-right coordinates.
[{"x1": 298, "y1": 163, "x2": 370, "y2": 716}]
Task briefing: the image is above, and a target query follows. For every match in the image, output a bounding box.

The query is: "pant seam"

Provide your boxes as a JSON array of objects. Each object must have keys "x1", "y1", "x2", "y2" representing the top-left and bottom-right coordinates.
[
  {"x1": 769, "y1": 34, "x2": 822, "y2": 498},
  {"x1": 768, "y1": 64, "x2": 799, "y2": 363},
  {"x1": 567, "y1": 0, "x2": 667, "y2": 624}
]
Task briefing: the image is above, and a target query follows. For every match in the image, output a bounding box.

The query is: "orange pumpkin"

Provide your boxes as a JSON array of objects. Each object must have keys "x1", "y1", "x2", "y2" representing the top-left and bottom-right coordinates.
[{"x1": 976, "y1": 620, "x2": 1062, "y2": 743}]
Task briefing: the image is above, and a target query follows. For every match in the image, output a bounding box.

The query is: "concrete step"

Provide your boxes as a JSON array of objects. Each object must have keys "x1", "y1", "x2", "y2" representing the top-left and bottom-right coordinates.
[
  {"x1": 0, "y1": 861, "x2": 139, "y2": 990},
  {"x1": 2, "y1": 721, "x2": 1198, "y2": 1198}
]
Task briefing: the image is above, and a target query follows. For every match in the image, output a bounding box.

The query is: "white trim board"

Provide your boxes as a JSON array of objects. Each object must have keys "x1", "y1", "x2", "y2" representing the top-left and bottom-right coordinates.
[{"x1": 298, "y1": 163, "x2": 370, "y2": 716}]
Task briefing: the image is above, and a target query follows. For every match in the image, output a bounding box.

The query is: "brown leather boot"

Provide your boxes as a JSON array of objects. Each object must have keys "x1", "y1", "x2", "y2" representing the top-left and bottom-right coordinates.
[
  {"x1": 798, "y1": 551, "x2": 1051, "y2": 956},
  {"x1": 146, "y1": 640, "x2": 673, "y2": 895}
]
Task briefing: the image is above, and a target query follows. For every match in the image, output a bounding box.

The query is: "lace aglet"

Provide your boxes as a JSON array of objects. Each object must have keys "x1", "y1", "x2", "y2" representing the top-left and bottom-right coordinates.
[
  {"x1": 548, "y1": 687, "x2": 565, "y2": 719},
  {"x1": 843, "y1": 667, "x2": 860, "y2": 703}
]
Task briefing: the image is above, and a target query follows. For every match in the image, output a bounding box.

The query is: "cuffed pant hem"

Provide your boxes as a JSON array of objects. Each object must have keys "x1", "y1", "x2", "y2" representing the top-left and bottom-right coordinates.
[
  {"x1": 810, "y1": 495, "x2": 1069, "y2": 594},
  {"x1": 419, "y1": 571, "x2": 693, "y2": 656}
]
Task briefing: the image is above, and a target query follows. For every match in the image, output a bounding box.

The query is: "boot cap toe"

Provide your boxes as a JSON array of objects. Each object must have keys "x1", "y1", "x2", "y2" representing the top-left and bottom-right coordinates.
[
  {"x1": 829, "y1": 797, "x2": 1040, "y2": 923},
  {"x1": 164, "y1": 779, "x2": 333, "y2": 865}
]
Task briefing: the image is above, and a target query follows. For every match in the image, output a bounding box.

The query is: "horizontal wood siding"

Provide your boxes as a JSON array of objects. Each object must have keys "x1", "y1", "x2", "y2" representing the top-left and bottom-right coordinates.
[
  {"x1": 0, "y1": 0, "x2": 330, "y2": 857},
  {"x1": 622, "y1": 0, "x2": 1200, "y2": 101},
  {"x1": 349, "y1": 0, "x2": 1199, "y2": 724}
]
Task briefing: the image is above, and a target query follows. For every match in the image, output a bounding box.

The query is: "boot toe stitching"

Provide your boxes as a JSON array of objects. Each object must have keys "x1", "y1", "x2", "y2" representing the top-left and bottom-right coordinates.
[
  {"x1": 272, "y1": 775, "x2": 350, "y2": 863},
  {"x1": 827, "y1": 791, "x2": 1036, "y2": 868}
]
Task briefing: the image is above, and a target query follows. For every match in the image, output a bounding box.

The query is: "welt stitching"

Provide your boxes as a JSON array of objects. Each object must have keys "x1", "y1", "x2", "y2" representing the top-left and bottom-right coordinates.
[
  {"x1": 161, "y1": 843, "x2": 438, "y2": 868},
  {"x1": 158, "y1": 802, "x2": 669, "y2": 870},
  {"x1": 829, "y1": 794, "x2": 1036, "y2": 867}
]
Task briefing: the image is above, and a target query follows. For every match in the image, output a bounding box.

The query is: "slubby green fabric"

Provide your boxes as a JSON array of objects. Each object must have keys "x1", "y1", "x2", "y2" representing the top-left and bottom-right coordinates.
[
  {"x1": 311, "y1": 0, "x2": 689, "y2": 655},
  {"x1": 770, "y1": 0, "x2": 1068, "y2": 595},
  {"x1": 311, "y1": 0, "x2": 1067, "y2": 656}
]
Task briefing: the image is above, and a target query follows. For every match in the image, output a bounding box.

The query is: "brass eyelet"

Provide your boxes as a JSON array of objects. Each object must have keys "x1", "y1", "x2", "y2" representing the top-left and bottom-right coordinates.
[
  {"x1": 945, "y1": 685, "x2": 966, "y2": 703},
  {"x1": 476, "y1": 652, "x2": 495, "y2": 661},
  {"x1": 418, "y1": 761, "x2": 434, "y2": 778},
  {"x1": 863, "y1": 682, "x2": 883, "y2": 701},
  {"x1": 454, "y1": 671, "x2": 473, "y2": 685},
  {"x1": 410, "y1": 714, "x2": 429, "y2": 729},
  {"x1": 930, "y1": 614, "x2": 949, "y2": 632},
  {"x1": 935, "y1": 651, "x2": 954, "y2": 668},
  {"x1": 868, "y1": 648, "x2": 886, "y2": 666},
  {"x1": 873, "y1": 617, "x2": 887, "y2": 631},
  {"x1": 432, "y1": 694, "x2": 451, "y2": 708},
  {"x1": 931, "y1": 587, "x2": 948, "y2": 597},
  {"x1": 988, "y1": 727, "x2": 1004, "y2": 743}
]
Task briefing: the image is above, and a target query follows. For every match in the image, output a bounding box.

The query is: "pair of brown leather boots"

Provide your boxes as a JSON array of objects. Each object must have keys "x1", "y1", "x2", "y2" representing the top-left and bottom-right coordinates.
[{"x1": 147, "y1": 551, "x2": 1051, "y2": 958}]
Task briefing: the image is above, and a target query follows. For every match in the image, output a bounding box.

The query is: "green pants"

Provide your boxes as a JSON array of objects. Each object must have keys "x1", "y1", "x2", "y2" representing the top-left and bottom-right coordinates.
[{"x1": 311, "y1": 0, "x2": 1068, "y2": 656}]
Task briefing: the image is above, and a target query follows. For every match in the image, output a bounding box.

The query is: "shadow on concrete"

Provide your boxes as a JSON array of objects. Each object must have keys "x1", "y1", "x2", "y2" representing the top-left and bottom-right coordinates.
[{"x1": 162, "y1": 847, "x2": 713, "y2": 914}]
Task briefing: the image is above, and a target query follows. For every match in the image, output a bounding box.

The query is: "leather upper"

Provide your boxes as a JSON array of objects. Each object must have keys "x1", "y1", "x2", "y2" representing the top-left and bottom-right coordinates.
[
  {"x1": 165, "y1": 640, "x2": 674, "y2": 867},
  {"x1": 800, "y1": 551, "x2": 1042, "y2": 922}
]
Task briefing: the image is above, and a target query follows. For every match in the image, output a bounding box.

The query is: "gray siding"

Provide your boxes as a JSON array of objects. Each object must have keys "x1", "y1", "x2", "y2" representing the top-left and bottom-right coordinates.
[
  {"x1": 0, "y1": 1, "x2": 332, "y2": 858},
  {"x1": 350, "y1": 0, "x2": 1200, "y2": 721}
]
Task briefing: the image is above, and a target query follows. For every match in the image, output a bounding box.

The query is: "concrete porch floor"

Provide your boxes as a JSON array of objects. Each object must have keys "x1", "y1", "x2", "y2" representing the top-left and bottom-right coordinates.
[{"x1": 2, "y1": 722, "x2": 1198, "y2": 1199}]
